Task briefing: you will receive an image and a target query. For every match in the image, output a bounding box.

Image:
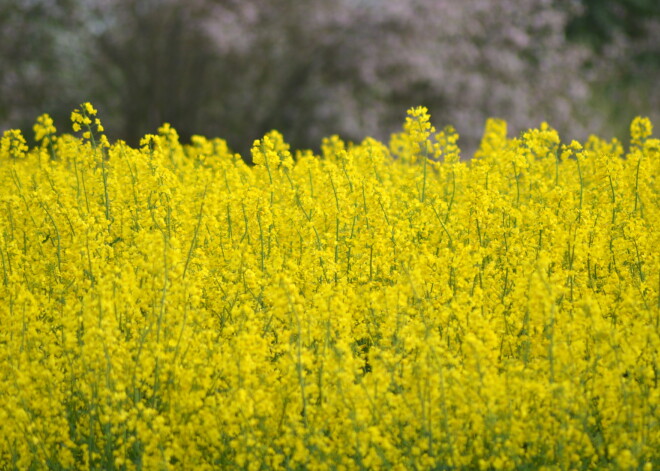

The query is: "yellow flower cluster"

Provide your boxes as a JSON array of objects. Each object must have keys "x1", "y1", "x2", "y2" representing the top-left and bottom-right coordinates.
[
  {"x1": 0, "y1": 104, "x2": 658, "y2": 470},
  {"x1": 1, "y1": 129, "x2": 29, "y2": 160}
]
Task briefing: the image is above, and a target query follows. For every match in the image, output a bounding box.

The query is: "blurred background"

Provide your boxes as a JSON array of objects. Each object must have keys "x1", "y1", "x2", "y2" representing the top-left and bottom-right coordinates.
[{"x1": 1, "y1": 0, "x2": 658, "y2": 157}]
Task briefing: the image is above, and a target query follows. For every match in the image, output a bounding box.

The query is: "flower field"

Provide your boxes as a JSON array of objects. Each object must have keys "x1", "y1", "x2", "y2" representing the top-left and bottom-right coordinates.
[{"x1": 0, "y1": 104, "x2": 659, "y2": 470}]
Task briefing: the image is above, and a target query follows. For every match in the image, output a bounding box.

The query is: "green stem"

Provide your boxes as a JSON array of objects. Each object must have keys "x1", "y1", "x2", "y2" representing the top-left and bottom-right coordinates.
[
  {"x1": 421, "y1": 155, "x2": 428, "y2": 203},
  {"x1": 609, "y1": 174, "x2": 617, "y2": 225},
  {"x1": 40, "y1": 202, "x2": 62, "y2": 277},
  {"x1": 512, "y1": 161, "x2": 520, "y2": 207},
  {"x1": 430, "y1": 200, "x2": 453, "y2": 249},
  {"x1": 576, "y1": 155, "x2": 583, "y2": 223},
  {"x1": 257, "y1": 210, "x2": 265, "y2": 272},
  {"x1": 634, "y1": 158, "x2": 642, "y2": 216},
  {"x1": 100, "y1": 150, "x2": 111, "y2": 225},
  {"x1": 183, "y1": 187, "x2": 207, "y2": 279}
]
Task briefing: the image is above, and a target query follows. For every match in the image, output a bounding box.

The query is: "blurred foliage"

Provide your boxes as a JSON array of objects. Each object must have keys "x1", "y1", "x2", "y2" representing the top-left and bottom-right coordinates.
[
  {"x1": 0, "y1": 0, "x2": 658, "y2": 156},
  {"x1": 566, "y1": 0, "x2": 660, "y2": 142},
  {"x1": 567, "y1": 0, "x2": 660, "y2": 53},
  {"x1": 0, "y1": 1, "x2": 83, "y2": 129}
]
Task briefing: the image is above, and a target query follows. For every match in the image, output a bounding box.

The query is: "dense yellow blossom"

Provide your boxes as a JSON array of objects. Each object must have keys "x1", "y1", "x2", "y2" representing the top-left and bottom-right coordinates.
[{"x1": 0, "y1": 105, "x2": 658, "y2": 470}]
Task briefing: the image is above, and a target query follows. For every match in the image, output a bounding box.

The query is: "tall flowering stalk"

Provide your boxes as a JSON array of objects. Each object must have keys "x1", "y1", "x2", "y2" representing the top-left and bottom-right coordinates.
[{"x1": 0, "y1": 106, "x2": 658, "y2": 470}]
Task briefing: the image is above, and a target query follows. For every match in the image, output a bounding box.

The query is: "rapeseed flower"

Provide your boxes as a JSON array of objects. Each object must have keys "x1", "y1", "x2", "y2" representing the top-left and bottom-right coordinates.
[{"x1": 0, "y1": 105, "x2": 657, "y2": 470}]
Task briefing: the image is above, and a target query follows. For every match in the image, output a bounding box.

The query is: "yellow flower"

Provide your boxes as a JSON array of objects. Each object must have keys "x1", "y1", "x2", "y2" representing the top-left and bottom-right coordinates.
[{"x1": 0, "y1": 106, "x2": 657, "y2": 469}]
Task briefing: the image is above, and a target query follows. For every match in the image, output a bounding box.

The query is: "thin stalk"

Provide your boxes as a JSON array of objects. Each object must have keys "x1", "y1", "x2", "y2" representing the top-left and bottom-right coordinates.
[
  {"x1": 257, "y1": 211, "x2": 265, "y2": 272},
  {"x1": 576, "y1": 155, "x2": 583, "y2": 223},
  {"x1": 100, "y1": 150, "x2": 111, "y2": 225},
  {"x1": 183, "y1": 186, "x2": 207, "y2": 279},
  {"x1": 445, "y1": 168, "x2": 455, "y2": 224},
  {"x1": 634, "y1": 158, "x2": 642, "y2": 216},
  {"x1": 40, "y1": 202, "x2": 62, "y2": 276},
  {"x1": 608, "y1": 174, "x2": 617, "y2": 225},
  {"x1": 512, "y1": 161, "x2": 520, "y2": 207},
  {"x1": 421, "y1": 155, "x2": 428, "y2": 203},
  {"x1": 430, "y1": 200, "x2": 453, "y2": 249}
]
